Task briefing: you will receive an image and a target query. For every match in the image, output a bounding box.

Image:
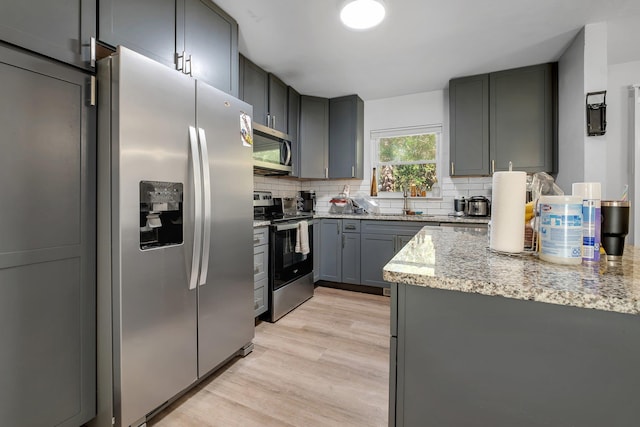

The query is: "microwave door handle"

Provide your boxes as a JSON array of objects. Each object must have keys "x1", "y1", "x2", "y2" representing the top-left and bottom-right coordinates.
[
  {"x1": 188, "y1": 126, "x2": 203, "y2": 291},
  {"x1": 197, "y1": 127, "x2": 212, "y2": 286},
  {"x1": 283, "y1": 140, "x2": 292, "y2": 166}
]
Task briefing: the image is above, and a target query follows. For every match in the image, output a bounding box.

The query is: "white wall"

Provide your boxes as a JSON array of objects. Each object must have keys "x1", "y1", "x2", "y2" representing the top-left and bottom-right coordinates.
[{"x1": 606, "y1": 60, "x2": 640, "y2": 200}]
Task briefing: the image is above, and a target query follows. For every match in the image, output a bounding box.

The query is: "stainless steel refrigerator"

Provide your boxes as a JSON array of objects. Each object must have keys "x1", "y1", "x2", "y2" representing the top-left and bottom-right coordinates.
[{"x1": 94, "y1": 46, "x2": 254, "y2": 427}]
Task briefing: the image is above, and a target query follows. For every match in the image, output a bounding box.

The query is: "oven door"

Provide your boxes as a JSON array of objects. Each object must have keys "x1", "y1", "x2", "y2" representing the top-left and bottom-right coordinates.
[{"x1": 270, "y1": 221, "x2": 313, "y2": 291}]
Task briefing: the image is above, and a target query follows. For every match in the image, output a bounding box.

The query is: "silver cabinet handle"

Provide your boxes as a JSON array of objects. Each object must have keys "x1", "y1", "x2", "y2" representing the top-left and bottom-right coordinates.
[
  {"x1": 176, "y1": 51, "x2": 185, "y2": 72},
  {"x1": 90, "y1": 36, "x2": 96, "y2": 68},
  {"x1": 185, "y1": 54, "x2": 193, "y2": 76},
  {"x1": 272, "y1": 116, "x2": 276, "y2": 130},
  {"x1": 197, "y1": 127, "x2": 212, "y2": 286},
  {"x1": 352, "y1": 165, "x2": 355, "y2": 178},
  {"x1": 267, "y1": 114, "x2": 271, "y2": 127},
  {"x1": 345, "y1": 225, "x2": 356, "y2": 230},
  {"x1": 325, "y1": 167, "x2": 328, "y2": 179},
  {"x1": 451, "y1": 162, "x2": 454, "y2": 175},
  {"x1": 188, "y1": 126, "x2": 203, "y2": 291},
  {"x1": 491, "y1": 159, "x2": 495, "y2": 174}
]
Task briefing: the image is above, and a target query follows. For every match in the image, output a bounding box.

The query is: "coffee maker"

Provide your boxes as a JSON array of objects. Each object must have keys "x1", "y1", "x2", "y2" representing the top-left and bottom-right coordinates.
[{"x1": 298, "y1": 190, "x2": 316, "y2": 212}]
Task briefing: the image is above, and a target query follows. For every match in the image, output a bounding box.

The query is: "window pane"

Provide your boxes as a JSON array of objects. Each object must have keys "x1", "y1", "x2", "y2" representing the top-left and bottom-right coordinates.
[
  {"x1": 378, "y1": 134, "x2": 436, "y2": 162},
  {"x1": 378, "y1": 163, "x2": 437, "y2": 192}
]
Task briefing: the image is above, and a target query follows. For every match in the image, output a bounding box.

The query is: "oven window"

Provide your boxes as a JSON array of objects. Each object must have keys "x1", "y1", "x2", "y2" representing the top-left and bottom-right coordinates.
[{"x1": 271, "y1": 223, "x2": 313, "y2": 290}]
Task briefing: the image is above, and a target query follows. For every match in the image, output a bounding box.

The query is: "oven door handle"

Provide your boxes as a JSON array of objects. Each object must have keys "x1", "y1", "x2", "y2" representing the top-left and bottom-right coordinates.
[{"x1": 274, "y1": 222, "x2": 300, "y2": 232}]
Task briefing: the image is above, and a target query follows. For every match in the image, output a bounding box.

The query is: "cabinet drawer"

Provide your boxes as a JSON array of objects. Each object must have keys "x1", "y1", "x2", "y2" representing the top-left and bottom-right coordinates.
[
  {"x1": 253, "y1": 244, "x2": 268, "y2": 282},
  {"x1": 253, "y1": 226, "x2": 269, "y2": 247},
  {"x1": 360, "y1": 220, "x2": 437, "y2": 235},
  {"x1": 342, "y1": 219, "x2": 360, "y2": 233}
]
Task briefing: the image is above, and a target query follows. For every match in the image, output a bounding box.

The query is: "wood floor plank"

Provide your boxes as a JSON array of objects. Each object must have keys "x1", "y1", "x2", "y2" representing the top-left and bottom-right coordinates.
[{"x1": 148, "y1": 286, "x2": 390, "y2": 427}]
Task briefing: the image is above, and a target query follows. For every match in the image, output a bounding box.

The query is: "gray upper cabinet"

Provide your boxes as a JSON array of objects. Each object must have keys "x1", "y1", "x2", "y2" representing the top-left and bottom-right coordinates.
[
  {"x1": 0, "y1": 0, "x2": 96, "y2": 70},
  {"x1": 100, "y1": 0, "x2": 239, "y2": 96},
  {"x1": 99, "y1": 0, "x2": 179, "y2": 68},
  {"x1": 268, "y1": 74, "x2": 288, "y2": 133},
  {"x1": 0, "y1": 42, "x2": 96, "y2": 427},
  {"x1": 180, "y1": 0, "x2": 239, "y2": 97},
  {"x1": 239, "y1": 55, "x2": 268, "y2": 125},
  {"x1": 329, "y1": 95, "x2": 364, "y2": 179},
  {"x1": 300, "y1": 95, "x2": 329, "y2": 179},
  {"x1": 490, "y1": 63, "x2": 556, "y2": 173},
  {"x1": 288, "y1": 86, "x2": 301, "y2": 177},
  {"x1": 449, "y1": 63, "x2": 557, "y2": 176},
  {"x1": 449, "y1": 74, "x2": 490, "y2": 176}
]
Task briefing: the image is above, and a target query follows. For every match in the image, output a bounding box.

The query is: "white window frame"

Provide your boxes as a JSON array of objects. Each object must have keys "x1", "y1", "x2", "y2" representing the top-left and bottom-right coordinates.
[{"x1": 370, "y1": 124, "x2": 443, "y2": 198}]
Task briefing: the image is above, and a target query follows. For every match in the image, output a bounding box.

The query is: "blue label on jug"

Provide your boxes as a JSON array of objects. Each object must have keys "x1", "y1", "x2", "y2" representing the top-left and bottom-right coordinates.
[{"x1": 539, "y1": 203, "x2": 583, "y2": 259}]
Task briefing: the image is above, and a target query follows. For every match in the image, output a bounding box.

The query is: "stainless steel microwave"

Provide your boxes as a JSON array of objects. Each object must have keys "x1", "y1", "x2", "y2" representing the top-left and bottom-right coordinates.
[{"x1": 252, "y1": 123, "x2": 292, "y2": 175}]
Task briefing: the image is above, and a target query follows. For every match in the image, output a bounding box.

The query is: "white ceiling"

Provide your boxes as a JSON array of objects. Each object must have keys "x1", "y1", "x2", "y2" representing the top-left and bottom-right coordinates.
[{"x1": 214, "y1": 0, "x2": 640, "y2": 101}]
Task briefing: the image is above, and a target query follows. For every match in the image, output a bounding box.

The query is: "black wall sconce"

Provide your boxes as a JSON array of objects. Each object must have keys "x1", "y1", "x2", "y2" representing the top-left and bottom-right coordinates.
[{"x1": 586, "y1": 91, "x2": 606, "y2": 136}]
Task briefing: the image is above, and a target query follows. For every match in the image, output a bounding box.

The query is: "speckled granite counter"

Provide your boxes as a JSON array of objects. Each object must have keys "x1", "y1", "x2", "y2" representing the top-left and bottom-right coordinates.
[
  {"x1": 314, "y1": 213, "x2": 490, "y2": 225},
  {"x1": 253, "y1": 220, "x2": 270, "y2": 228},
  {"x1": 383, "y1": 226, "x2": 640, "y2": 315}
]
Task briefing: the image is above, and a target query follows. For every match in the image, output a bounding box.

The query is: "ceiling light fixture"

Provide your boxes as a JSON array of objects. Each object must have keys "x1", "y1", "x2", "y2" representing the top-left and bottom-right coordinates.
[{"x1": 340, "y1": 0, "x2": 386, "y2": 30}]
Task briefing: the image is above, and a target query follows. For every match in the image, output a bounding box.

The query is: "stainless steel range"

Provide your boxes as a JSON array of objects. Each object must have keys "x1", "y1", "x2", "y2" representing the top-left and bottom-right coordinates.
[{"x1": 254, "y1": 191, "x2": 314, "y2": 321}]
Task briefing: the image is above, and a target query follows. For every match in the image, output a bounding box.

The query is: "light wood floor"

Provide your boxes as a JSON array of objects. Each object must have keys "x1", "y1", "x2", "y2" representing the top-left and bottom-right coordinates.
[{"x1": 148, "y1": 286, "x2": 391, "y2": 427}]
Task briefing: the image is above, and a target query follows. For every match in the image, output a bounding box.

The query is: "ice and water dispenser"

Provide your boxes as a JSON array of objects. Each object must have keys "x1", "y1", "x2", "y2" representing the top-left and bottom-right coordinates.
[{"x1": 139, "y1": 181, "x2": 183, "y2": 249}]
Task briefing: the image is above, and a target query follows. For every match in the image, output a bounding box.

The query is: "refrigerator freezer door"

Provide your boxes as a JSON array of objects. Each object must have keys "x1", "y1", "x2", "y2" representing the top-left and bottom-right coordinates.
[
  {"x1": 111, "y1": 47, "x2": 198, "y2": 427},
  {"x1": 196, "y1": 81, "x2": 255, "y2": 377}
]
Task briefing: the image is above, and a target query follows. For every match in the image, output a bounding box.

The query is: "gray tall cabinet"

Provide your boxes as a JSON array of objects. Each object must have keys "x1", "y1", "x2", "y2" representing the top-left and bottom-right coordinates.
[
  {"x1": 449, "y1": 63, "x2": 556, "y2": 176},
  {"x1": 0, "y1": 42, "x2": 96, "y2": 427},
  {"x1": 99, "y1": 0, "x2": 239, "y2": 96}
]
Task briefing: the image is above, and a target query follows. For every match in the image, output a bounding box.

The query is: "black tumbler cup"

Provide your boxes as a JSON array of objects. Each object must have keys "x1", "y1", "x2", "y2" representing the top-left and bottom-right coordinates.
[{"x1": 601, "y1": 200, "x2": 630, "y2": 261}]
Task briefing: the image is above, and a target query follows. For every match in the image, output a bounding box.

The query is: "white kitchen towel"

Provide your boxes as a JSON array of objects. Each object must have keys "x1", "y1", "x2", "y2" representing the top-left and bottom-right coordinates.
[{"x1": 295, "y1": 220, "x2": 310, "y2": 255}]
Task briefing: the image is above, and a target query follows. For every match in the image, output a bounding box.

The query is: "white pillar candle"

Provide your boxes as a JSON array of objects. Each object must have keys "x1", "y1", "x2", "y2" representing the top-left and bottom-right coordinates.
[{"x1": 490, "y1": 171, "x2": 527, "y2": 253}]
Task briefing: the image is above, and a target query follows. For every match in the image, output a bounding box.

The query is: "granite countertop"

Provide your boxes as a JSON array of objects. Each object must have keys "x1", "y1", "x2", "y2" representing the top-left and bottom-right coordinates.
[
  {"x1": 253, "y1": 220, "x2": 271, "y2": 228},
  {"x1": 314, "y1": 213, "x2": 490, "y2": 224},
  {"x1": 383, "y1": 226, "x2": 640, "y2": 315}
]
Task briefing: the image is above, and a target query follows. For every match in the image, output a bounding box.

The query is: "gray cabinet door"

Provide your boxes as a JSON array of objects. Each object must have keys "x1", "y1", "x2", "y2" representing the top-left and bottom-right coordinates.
[
  {"x1": 319, "y1": 219, "x2": 342, "y2": 282},
  {"x1": 288, "y1": 86, "x2": 301, "y2": 177},
  {"x1": 342, "y1": 232, "x2": 361, "y2": 284},
  {"x1": 180, "y1": 0, "x2": 239, "y2": 96},
  {"x1": 360, "y1": 233, "x2": 396, "y2": 287},
  {"x1": 99, "y1": 0, "x2": 180, "y2": 68},
  {"x1": 313, "y1": 220, "x2": 321, "y2": 282},
  {"x1": 329, "y1": 95, "x2": 364, "y2": 179},
  {"x1": 300, "y1": 95, "x2": 329, "y2": 179},
  {"x1": 268, "y1": 74, "x2": 288, "y2": 133},
  {"x1": 449, "y1": 74, "x2": 490, "y2": 176},
  {"x1": 0, "y1": 0, "x2": 96, "y2": 70},
  {"x1": 490, "y1": 63, "x2": 555, "y2": 173},
  {"x1": 239, "y1": 55, "x2": 268, "y2": 125},
  {"x1": 0, "y1": 43, "x2": 95, "y2": 427}
]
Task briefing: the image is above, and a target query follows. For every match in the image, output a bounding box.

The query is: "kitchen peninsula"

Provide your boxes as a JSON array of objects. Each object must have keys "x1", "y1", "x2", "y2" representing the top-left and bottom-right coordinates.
[{"x1": 384, "y1": 226, "x2": 640, "y2": 427}]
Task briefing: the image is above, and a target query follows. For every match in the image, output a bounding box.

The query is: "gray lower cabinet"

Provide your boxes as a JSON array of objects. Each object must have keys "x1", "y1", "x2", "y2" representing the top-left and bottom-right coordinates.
[
  {"x1": 329, "y1": 95, "x2": 364, "y2": 179},
  {"x1": 341, "y1": 220, "x2": 361, "y2": 284},
  {"x1": 253, "y1": 227, "x2": 269, "y2": 317},
  {"x1": 180, "y1": 0, "x2": 239, "y2": 97},
  {"x1": 0, "y1": 0, "x2": 96, "y2": 71},
  {"x1": 313, "y1": 219, "x2": 320, "y2": 282},
  {"x1": 319, "y1": 219, "x2": 342, "y2": 281},
  {"x1": 300, "y1": 95, "x2": 329, "y2": 178},
  {"x1": 360, "y1": 221, "x2": 438, "y2": 288},
  {"x1": 0, "y1": 42, "x2": 96, "y2": 427},
  {"x1": 449, "y1": 63, "x2": 557, "y2": 176},
  {"x1": 99, "y1": 0, "x2": 179, "y2": 68},
  {"x1": 391, "y1": 284, "x2": 640, "y2": 427}
]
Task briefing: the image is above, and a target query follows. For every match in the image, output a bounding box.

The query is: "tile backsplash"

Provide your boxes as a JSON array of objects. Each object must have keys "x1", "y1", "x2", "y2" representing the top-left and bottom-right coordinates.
[{"x1": 254, "y1": 175, "x2": 492, "y2": 215}]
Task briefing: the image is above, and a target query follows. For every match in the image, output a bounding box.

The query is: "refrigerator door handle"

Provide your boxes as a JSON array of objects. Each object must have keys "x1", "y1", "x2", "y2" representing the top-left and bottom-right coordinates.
[
  {"x1": 197, "y1": 127, "x2": 212, "y2": 286},
  {"x1": 188, "y1": 126, "x2": 203, "y2": 290}
]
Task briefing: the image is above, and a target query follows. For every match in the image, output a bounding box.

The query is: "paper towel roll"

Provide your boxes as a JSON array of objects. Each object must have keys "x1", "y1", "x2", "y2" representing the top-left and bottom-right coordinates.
[{"x1": 490, "y1": 171, "x2": 527, "y2": 253}]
